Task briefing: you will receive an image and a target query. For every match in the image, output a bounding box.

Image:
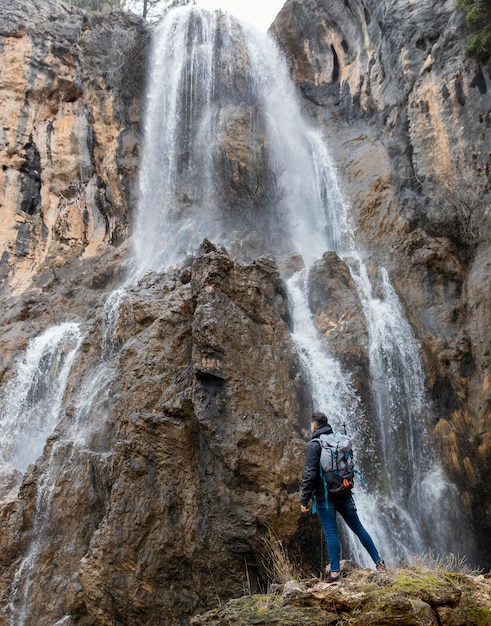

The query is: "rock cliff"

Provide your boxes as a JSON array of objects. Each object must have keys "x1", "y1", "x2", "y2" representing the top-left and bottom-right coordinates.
[
  {"x1": 0, "y1": 242, "x2": 310, "y2": 625},
  {"x1": 273, "y1": 0, "x2": 491, "y2": 560},
  {"x1": 0, "y1": 0, "x2": 490, "y2": 625},
  {"x1": 0, "y1": 0, "x2": 148, "y2": 294}
]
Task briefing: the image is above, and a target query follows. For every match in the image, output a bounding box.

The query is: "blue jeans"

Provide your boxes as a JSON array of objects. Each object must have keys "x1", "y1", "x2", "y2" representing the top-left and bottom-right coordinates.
[{"x1": 317, "y1": 497, "x2": 381, "y2": 572}]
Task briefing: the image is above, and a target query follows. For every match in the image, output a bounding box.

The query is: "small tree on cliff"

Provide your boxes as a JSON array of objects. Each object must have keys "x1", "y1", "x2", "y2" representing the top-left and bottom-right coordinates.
[
  {"x1": 457, "y1": 0, "x2": 491, "y2": 61},
  {"x1": 125, "y1": 0, "x2": 194, "y2": 19},
  {"x1": 68, "y1": 0, "x2": 193, "y2": 19}
]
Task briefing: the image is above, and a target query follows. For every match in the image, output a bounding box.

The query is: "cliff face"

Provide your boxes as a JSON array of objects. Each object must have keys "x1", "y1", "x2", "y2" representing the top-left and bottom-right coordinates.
[
  {"x1": 0, "y1": 0, "x2": 148, "y2": 294},
  {"x1": 0, "y1": 1, "x2": 490, "y2": 625},
  {"x1": 0, "y1": 242, "x2": 308, "y2": 625},
  {"x1": 273, "y1": 0, "x2": 491, "y2": 553}
]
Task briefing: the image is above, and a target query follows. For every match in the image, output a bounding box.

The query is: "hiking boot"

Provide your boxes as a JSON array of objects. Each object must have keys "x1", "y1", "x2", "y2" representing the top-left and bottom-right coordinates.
[
  {"x1": 376, "y1": 560, "x2": 388, "y2": 572},
  {"x1": 322, "y1": 572, "x2": 342, "y2": 584}
]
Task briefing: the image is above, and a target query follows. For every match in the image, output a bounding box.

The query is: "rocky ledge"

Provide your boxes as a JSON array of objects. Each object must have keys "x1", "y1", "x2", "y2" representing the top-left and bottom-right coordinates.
[{"x1": 191, "y1": 562, "x2": 491, "y2": 625}]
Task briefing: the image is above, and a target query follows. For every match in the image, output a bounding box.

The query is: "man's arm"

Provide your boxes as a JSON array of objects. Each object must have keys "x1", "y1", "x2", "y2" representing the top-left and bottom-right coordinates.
[{"x1": 300, "y1": 440, "x2": 320, "y2": 508}]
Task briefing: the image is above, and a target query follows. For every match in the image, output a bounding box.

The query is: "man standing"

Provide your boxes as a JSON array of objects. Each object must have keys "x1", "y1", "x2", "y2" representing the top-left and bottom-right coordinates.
[{"x1": 300, "y1": 411, "x2": 387, "y2": 583}]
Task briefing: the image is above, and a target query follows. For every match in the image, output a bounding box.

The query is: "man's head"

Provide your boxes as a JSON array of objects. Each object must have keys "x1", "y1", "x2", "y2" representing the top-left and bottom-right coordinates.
[{"x1": 311, "y1": 411, "x2": 329, "y2": 431}]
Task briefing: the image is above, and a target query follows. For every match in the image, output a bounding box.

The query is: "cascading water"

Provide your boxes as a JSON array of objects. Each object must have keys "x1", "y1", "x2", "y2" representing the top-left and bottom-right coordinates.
[
  {"x1": 0, "y1": 323, "x2": 82, "y2": 624},
  {"x1": 276, "y1": 102, "x2": 466, "y2": 563},
  {"x1": 132, "y1": 5, "x2": 344, "y2": 275},
  {"x1": 5, "y1": 294, "x2": 128, "y2": 625},
  {"x1": 132, "y1": 9, "x2": 218, "y2": 272},
  {"x1": 132, "y1": 4, "x2": 470, "y2": 567},
  {"x1": 348, "y1": 262, "x2": 467, "y2": 561},
  {"x1": 102, "y1": 287, "x2": 129, "y2": 358},
  {"x1": 0, "y1": 323, "x2": 83, "y2": 477},
  {"x1": 287, "y1": 270, "x2": 359, "y2": 426}
]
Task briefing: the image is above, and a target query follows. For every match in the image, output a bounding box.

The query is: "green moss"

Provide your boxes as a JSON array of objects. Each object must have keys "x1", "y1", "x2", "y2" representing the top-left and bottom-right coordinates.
[
  {"x1": 461, "y1": 588, "x2": 491, "y2": 626},
  {"x1": 390, "y1": 569, "x2": 448, "y2": 594},
  {"x1": 191, "y1": 593, "x2": 337, "y2": 625},
  {"x1": 467, "y1": 607, "x2": 491, "y2": 625},
  {"x1": 191, "y1": 567, "x2": 490, "y2": 626}
]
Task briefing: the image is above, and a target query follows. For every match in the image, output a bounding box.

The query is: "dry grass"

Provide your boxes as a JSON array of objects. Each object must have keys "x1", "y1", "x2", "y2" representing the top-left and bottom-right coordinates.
[
  {"x1": 410, "y1": 550, "x2": 484, "y2": 577},
  {"x1": 257, "y1": 525, "x2": 303, "y2": 586}
]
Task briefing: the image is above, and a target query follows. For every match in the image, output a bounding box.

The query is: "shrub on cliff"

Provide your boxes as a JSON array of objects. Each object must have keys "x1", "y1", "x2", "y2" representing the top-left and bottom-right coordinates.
[{"x1": 457, "y1": 0, "x2": 491, "y2": 61}]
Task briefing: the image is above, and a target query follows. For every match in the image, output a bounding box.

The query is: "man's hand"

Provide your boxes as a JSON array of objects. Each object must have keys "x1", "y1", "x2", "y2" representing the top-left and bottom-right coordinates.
[{"x1": 300, "y1": 504, "x2": 310, "y2": 514}]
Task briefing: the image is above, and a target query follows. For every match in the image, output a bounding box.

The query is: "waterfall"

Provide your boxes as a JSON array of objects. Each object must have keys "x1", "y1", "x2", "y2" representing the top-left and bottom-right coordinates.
[
  {"x1": 287, "y1": 270, "x2": 359, "y2": 426},
  {"x1": 0, "y1": 323, "x2": 83, "y2": 477},
  {"x1": 133, "y1": 7, "x2": 233, "y2": 273},
  {"x1": 0, "y1": 324, "x2": 82, "y2": 625},
  {"x1": 131, "y1": 5, "x2": 467, "y2": 567},
  {"x1": 5, "y1": 295, "x2": 127, "y2": 625},
  {"x1": 132, "y1": 6, "x2": 350, "y2": 275},
  {"x1": 7, "y1": 362, "x2": 118, "y2": 626}
]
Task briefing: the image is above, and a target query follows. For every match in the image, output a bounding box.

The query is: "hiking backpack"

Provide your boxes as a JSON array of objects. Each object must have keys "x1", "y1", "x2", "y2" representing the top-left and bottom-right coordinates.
[{"x1": 318, "y1": 432, "x2": 358, "y2": 496}]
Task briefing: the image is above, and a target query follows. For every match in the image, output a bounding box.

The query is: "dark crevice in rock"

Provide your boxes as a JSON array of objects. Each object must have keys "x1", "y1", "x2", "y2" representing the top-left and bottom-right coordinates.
[
  {"x1": 470, "y1": 64, "x2": 487, "y2": 94},
  {"x1": 20, "y1": 136, "x2": 42, "y2": 216},
  {"x1": 330, "y1": 44, "x2": 340, "y2": 83}
]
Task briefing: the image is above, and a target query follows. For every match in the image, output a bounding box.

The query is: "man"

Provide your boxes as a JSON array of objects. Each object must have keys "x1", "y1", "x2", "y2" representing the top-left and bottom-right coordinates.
[{"x1": 300, "y1": 411, "x2": 387, "y2": 583}]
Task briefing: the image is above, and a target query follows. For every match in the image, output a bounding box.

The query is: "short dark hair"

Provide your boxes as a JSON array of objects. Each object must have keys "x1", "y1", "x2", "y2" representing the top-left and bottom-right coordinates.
[{"x1": 311, "y1": 411, "x2": 328, "y2": 427}]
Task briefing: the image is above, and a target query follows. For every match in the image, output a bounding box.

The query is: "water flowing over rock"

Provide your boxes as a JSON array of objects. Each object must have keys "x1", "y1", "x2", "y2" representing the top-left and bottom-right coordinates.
[
  {"x1": 273, "y1": 0, "x2": 491, "y2": 563},
  {"x1": 0, "y1": 0, "x2": 490, "y2": 624},
  {"x1": 0, "y1": 243, "x2": 309, "y2": 625}
]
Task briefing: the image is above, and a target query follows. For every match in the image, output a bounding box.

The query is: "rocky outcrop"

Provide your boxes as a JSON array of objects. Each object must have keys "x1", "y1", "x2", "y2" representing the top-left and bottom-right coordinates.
[
  {"x1": 308, "y1": 252, "x2": 369, "y2": 401},
  {"x1": 192, "y1": 566, "x2": 491, "y2": 626},
  {"x1": 0, "y1": 243, "x2": 314, "y2": 625},
  {"x1": 272, "y1": 0, "x2": 491, "y2": 563}
]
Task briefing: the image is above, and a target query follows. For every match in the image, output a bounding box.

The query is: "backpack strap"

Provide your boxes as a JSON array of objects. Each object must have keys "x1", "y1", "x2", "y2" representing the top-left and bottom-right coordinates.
[
  {"x1": 319, "y1": 460, "x2": 330, "y2": 510},
  {"x1": 353, "y1": 468, "x2": 367, "y2": 487}
]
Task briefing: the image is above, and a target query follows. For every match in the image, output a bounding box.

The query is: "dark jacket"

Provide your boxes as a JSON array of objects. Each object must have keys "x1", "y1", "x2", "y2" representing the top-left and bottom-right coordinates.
[{"x1": 300, "y1": 423, "x2": 333, "y2": 507}]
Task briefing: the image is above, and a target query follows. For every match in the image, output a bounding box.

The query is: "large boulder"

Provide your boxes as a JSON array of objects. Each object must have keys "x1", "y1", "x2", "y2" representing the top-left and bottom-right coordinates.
[{"x1": 0, "y1": 245, "x2": 313, "y2": 625}]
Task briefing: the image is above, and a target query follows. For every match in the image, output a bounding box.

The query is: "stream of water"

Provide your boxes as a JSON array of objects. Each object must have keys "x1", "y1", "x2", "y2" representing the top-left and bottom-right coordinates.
[
  {"x1": 3, "y1": 295, "x2": 127, "y2": 625},
  {"x1": 0, "y1": 323, "x2": 83, "y2": 475}
]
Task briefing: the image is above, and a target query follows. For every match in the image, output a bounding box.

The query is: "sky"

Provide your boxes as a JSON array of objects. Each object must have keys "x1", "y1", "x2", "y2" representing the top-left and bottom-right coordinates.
[{"x1": 195, "y1": 0, "x2": 286, "y2": 32}]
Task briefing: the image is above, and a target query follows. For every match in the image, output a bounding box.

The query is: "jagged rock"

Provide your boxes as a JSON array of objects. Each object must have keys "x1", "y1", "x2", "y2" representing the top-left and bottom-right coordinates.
[
  {"x1": 308, "y1": 251, "x2": 369, "y2": 402},
  {"x1": 282, "y1": 579, "x2": 306, "y2": 597},
  {"x1": 0, "y1": 248, "x2": 312, "y2": 625},
  {"x1": 0, "y1": 465, "x2": 22, "y2": 505}
]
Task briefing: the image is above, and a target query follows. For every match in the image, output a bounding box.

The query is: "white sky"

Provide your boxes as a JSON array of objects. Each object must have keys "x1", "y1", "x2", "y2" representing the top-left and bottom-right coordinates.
[{"x1": 195, "y1": 0, "x2": 286, "y2": 31}]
